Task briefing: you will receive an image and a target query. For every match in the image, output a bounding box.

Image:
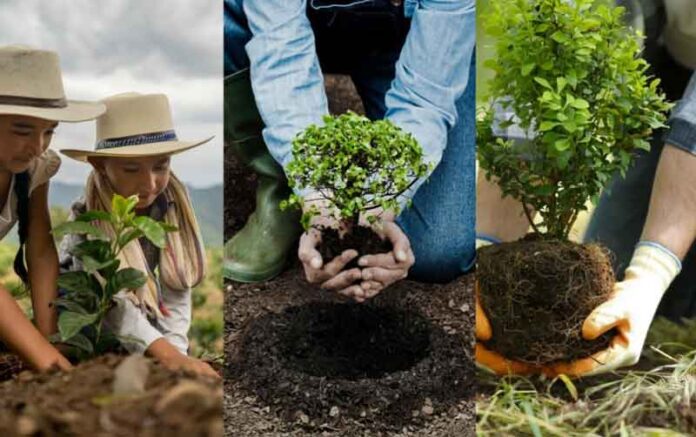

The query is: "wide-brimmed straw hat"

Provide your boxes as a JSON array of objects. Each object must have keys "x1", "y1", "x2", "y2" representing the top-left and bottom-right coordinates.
[
  {"x1": 60, "y1": 92, "x2": 213, "y2": 162},
  {"x1": 0, "y1": 45, "x2": 105, "y2": 121}
]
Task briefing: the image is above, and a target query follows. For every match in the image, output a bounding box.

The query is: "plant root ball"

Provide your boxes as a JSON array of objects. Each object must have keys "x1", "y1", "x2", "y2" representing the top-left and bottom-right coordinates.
[{"x1": 477, "y1": 237, "x2": 617, "y2": 364}]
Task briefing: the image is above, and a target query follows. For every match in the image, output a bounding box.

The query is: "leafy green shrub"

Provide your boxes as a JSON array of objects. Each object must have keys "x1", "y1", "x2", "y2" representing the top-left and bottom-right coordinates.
[
  {"x1": 477, "y1": 0, "x2": 671, "y2": 239},
  {"x1": 281, "y1": 112, "x2": 430, "y2": 230},
  {"x1": 51, "y1": 194, "x2": 175, "y2": 357}
]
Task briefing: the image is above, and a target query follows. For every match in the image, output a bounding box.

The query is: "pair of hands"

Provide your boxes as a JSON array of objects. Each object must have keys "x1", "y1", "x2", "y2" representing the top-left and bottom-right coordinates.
[
  {"x1": 297, "y1": 200, "x2": 415, "y2": 303},
  {"x1": 476, "y1": 244, "x2": 678, "y2": 377}
]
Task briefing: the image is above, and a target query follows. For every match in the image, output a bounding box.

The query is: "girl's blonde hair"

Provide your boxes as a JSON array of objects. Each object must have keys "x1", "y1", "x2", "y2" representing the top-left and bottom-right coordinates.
[{"x1": 84, "y1": 169, "x2": 206, "y2": 317}]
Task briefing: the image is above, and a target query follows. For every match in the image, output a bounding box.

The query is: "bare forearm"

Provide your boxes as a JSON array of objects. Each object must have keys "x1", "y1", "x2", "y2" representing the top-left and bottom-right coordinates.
[
  {"x1": 641, "y1": 146, "x2": 696, "y2": 259},
  {"x1": 27, "y1": 243, "x2": 59, "y2": 337},
  {"x1": 0, "y1": 286, "x2": 60, "y2": 368}
]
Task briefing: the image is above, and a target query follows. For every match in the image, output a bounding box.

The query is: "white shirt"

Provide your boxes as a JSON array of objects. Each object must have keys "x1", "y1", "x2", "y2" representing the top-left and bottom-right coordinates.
[{"x1": 0, "y1": 149, "x2": 60, "y2": 240}]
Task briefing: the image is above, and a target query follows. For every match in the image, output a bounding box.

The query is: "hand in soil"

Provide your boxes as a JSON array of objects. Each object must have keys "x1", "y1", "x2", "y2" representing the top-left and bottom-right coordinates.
[
  {"x1": 357, "y1": 221, "x2": 414, "y2": 301},
  {"x1": 298, "y1": 226, "x2": 362, "y2": 293},
  {"x1": 148, "y1": 338, "x2": 221, "y2": 379},
  {"x1": 162, "y1": 354, "x2": 221, "y2": 380}
]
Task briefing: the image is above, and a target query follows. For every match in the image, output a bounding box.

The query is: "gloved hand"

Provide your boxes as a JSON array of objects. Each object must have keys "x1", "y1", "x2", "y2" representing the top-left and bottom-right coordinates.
[
  {"x1": 548, "y1": 242, "x2": 681, "y2": 377},
  {"x1": 475, "y1": 280, "x2": 541, "y2": 375}
]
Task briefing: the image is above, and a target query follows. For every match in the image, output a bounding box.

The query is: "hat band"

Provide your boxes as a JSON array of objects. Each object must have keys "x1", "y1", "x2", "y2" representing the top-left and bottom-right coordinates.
[
  {"x1": 0, "y1": 94, "x2": 67, "y2": 108},
  {"x1": 96, "y1": 130, "x2": 178, "y2": 150}
]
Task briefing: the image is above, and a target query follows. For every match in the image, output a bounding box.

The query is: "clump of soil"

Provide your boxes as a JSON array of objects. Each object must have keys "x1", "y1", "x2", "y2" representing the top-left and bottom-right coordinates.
[
  {"x1": 477, "y1": 237, "x2": 616, "y2": 364},
  {"x1": 0, "y1": 354, "x2": 25, "y2": 383},
  {"x1": 0, "y1": 354, "x2": 222, "y2": 436},
  {"x1": 318, "y1": 225, "x2": 391, "y2": 270}
]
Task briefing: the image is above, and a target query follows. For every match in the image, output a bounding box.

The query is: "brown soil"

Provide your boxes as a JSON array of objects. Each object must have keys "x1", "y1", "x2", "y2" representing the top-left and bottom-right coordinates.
[
  {"x1": 0, "y1": 354, "x2": 222, "y2": 436},
  {"x1": 477, "y1": 236, "x2": 617, "y2": 365},
  {"x1": 0, "y1": 354, "x2": 25, "y2": 383},
  {"x1": 225, "y1": 268, "x2": 475, "y2": 436},
  {"x1": 318, "y1": 225, "x2": 392, "y2": 270}
]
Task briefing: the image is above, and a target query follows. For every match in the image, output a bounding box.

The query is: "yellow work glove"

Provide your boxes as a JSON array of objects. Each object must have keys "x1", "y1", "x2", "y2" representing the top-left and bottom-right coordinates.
[{"x1": 549, "y1": 242, "x2": 681, "y2": 377}]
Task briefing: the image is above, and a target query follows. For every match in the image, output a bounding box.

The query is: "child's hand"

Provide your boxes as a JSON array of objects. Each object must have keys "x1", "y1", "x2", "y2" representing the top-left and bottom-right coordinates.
[
  {"x1": 162, "y1": 354, "x2": 220, "y2": 379},
  {"x1": 147, "y1": 338, "x2": 220, "y2": 379}
]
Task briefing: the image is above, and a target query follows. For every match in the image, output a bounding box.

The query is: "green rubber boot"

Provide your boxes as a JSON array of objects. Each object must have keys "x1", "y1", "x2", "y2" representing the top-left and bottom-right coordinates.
[{"x1": 223, "y1": 69, "x2": 302, "y2": 283}]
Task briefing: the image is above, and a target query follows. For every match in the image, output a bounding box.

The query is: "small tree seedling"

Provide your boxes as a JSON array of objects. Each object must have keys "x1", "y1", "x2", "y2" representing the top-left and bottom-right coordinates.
[
  {"x1": 477, "y1": 0, "x2": 671, "y2": 239},
  {"x1": 281, "y1": 111, "x2": 430, "y2": 232},
  {"x1": 51, "y1": 194, "x2": 176, "y2": 358}
]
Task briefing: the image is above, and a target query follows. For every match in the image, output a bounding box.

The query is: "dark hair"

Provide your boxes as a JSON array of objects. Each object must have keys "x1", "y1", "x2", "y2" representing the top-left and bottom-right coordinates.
[{"x1": 13, "y1": 171, "x2": 30, "y2": 284}]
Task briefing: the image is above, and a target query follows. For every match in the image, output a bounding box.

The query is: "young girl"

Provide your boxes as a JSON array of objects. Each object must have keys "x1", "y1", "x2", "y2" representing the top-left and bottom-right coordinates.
[
  {"x1": 0, "y1": 45, "x2": 104, "y2": 371},
  {"x1": 59, "y1": 92, "x2": 218, "y2": 378}
]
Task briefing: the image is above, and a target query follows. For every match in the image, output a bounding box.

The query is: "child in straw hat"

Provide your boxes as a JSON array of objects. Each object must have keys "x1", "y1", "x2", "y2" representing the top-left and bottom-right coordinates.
[
  {"x1": 59, "y1": 92, "x2": 219, "y2": 378},
  {"x1": 0, "y1": 45, "x2": 105, "y2": 371}
]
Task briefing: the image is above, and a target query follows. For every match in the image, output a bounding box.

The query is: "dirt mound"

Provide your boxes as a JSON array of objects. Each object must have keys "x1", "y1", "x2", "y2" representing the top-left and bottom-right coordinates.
[
  {"x1": 0, "y1": 354, "x2": 222, "y2": 436},
  {"x1": 478, "y1": 237, "x2": 616, "y2": 364}
]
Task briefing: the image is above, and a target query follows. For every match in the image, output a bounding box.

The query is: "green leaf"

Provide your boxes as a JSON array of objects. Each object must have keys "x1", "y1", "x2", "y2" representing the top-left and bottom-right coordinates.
[
  {"x1": 52, "y1": 221, "x2": 107, "y2": 240},
  {"x1": 63, "y1": 332, "x2": 94, "y2": 354},
  {"x1": 111, "y1": 194, "x2": 138, "y2": 219},
  {"x1": 82, "y1": 256, "x2": 118, "y2": 275},
  {"x1": 533, "y1": 77, "x2": 552, "y2": 89},
  {"x1": 570, "y1": 98, "x2": 589, "y2": 109},
  {"x1": 521, "y1": 63, "x2": 535, "y2": 76},
  {"x1": 117, "y1": 229, "x2": 143, "y2": 250},
  {"x1": 75, "y1": 210, "x2": 111, "y2": 223},
  {"x1": 70, "y1": 240, "x2": 111, "y2": 263},
  {"x1": 538, "y1": 121, "x2": 558, "y2": 132},
  {"x1": 159, "y1": 223, "x2": 178, "y2": 233},
  {"x1": 57, "y1": 271, "x2": 96, "y2": 294},
  {"x1": 58, "y1": 311, "x2": 98, "y2": 341},
  {"x1": 133, "y1": 216, "x2": 167, "y2": 248},
  {"x1": 52, "y1": 297, "x2": 88, "y2": 314},
  {"x1": 106, "y1": 268, "x2": 147, "y2": 298}
]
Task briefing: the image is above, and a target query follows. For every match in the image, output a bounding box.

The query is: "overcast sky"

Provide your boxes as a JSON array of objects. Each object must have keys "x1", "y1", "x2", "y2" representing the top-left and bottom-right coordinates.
[{"x1": 0, "y1": 0, "x2": 222, "y2": 187}]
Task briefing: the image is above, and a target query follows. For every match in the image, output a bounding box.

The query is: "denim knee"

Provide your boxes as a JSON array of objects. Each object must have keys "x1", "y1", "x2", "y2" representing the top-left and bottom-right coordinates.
[{"x1": 405, "y1": 226, "x2": 475, "y2": 283}]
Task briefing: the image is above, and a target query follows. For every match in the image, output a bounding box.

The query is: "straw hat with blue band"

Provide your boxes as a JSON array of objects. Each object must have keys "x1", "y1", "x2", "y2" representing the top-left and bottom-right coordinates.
[
  {"x1": 60, "y1": 92, "x2": 213, "y2": 162},
  {"x1": 0, "y1": 45, "x2": 105, "y2": 121}
]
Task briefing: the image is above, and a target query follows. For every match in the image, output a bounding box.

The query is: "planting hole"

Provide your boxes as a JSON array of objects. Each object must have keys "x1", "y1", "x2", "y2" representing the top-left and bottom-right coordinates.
[{"x1": 279, "y1": 303, "x2": 431, "y2": 380}]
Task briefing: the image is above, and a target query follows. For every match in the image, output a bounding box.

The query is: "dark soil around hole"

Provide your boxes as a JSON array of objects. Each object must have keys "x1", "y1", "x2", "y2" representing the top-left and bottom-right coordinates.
[
  {"x1": 477, "y1": 237, "x2": 617, "y2": 365},
  {"x1": 318, "y1": 225, "x2": 391, "y2": 269},
  {"x1": 233, "y1": 302, "x2": 468, "y2": 429},
  {"x1": 225, "y1": 269, "x2": 476, "y2": 436},
  {"x1": 0, "y1": 354, "x2": 222, "y2": 436}
]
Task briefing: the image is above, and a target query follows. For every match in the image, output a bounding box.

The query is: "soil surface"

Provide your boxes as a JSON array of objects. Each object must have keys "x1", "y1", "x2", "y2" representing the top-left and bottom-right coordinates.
[
  {"x1": 477, "y1": 237, "x2": 616, "y2": 364},
  {"x1": 225, "y1": 267, "x2": 475, "y2": 436},
  {"x1": 0, "y1": 354, "x2": 222, "y2": 436}
]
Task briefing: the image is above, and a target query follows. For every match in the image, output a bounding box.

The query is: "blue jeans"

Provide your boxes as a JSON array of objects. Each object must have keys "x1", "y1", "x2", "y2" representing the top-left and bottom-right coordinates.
[
  {"x1": 224, "y1": 3, "x2": 476, "y2": 283},
  {"x1": 584, "y1": 137, "x2": 696, "y2": 320},
  {"x1": 355, "y1": 53, "x2": 477, "y2": 283}
]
